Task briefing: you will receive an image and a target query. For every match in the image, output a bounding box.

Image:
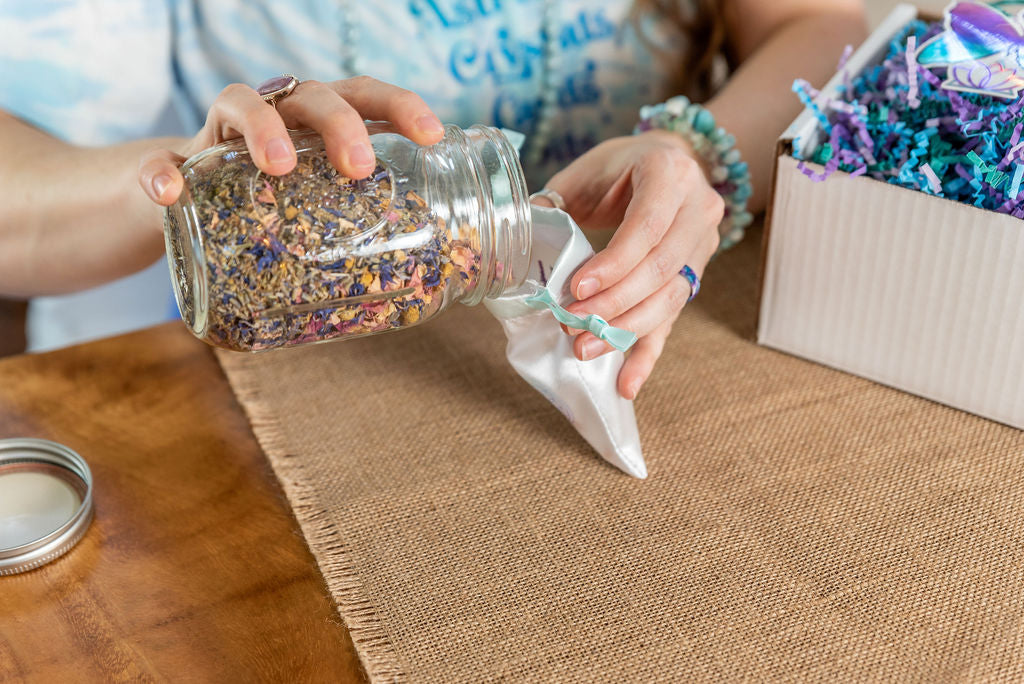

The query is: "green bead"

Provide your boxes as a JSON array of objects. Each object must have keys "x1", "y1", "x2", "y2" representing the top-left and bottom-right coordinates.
[{"x1": 716, "y1": 134, "x2": 736, "y2": 151}]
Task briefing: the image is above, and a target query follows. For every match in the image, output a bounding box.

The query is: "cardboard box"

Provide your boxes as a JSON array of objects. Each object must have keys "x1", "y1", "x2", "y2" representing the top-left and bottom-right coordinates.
[{"x1": 758, "y1": 4, "x2": 1024, "y2": 429}]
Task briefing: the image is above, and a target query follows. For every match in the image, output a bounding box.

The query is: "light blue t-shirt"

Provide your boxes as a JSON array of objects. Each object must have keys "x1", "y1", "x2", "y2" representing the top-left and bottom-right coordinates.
[{"x1": 0, "y1": 0, "x2": 688, "y2": 350}]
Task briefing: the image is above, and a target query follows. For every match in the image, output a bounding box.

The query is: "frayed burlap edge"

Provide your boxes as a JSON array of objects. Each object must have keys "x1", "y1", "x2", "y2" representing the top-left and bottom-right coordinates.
[{"x1": 216, "y1": 350, "x2": 406, "y2": 683}]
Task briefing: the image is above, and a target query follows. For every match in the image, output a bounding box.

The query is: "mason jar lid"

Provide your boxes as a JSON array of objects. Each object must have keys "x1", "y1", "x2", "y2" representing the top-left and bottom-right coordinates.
[{"x1": 0, "y1": 438, "x2": 94, "y2": 575}]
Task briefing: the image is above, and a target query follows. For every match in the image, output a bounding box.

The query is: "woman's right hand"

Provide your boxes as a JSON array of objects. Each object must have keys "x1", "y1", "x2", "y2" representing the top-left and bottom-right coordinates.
[{"x1": 138, "y1": 76, "x2": 445, "y2": 207}]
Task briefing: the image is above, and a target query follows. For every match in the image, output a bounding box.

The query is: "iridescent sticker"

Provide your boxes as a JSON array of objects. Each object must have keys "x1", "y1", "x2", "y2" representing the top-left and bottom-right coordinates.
[{"x1": 916, "y1": 1, "x2": 1024, "y2": 99}]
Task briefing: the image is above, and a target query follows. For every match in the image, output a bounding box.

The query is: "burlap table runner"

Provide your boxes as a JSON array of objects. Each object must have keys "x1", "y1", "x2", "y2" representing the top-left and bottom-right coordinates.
[{"x1": 217, "y1": 227, "x2": 1024, "y2": 681}]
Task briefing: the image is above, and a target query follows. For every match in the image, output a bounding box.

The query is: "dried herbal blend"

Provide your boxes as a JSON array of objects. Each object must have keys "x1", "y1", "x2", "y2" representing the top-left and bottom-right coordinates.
[{"x1": 165, "y1": 125, "x2": 531, "y2": 351}]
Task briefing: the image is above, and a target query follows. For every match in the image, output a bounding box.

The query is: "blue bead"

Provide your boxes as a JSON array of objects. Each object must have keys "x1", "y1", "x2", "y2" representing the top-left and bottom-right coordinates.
[
  {"x1": 693, "y1": 108, "x2": 716, "y2": 135},
  {"x1": 734, "y1": 184, "x2": 753, "y2": 201},
  {"x1": 729, "y1": 162, "x2": 749, "y2": 179}
]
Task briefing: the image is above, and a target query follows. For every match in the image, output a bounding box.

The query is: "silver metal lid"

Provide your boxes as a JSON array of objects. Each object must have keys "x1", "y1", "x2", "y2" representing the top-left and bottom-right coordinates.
[{"x1": 0, "y1": 438, "x2": 94, "y2": 575}]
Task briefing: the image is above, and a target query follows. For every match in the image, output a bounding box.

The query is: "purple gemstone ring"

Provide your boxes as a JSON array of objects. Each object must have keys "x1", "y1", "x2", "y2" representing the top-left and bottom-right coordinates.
[
  {"x1": 680, "y1": 265, "x2": 700, "y2": 303},
  {"x1": 256, "y1": 74, "x2": 300, "y2": 106}
]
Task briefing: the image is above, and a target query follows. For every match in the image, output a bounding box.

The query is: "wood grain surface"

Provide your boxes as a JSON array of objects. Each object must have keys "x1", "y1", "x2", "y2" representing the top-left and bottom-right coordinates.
[{"x1": 0, "y1": 323, "x2": 364, "y2": 683}]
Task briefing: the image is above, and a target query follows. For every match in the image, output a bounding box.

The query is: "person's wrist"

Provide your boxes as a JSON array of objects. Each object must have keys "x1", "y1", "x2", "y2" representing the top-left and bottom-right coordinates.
[
  {"x1": 635, "y1": 96, "x2": 753, "y2": 250},
  {"x1": 636, "y1": 128, "x2": 714, "y2": 183}
]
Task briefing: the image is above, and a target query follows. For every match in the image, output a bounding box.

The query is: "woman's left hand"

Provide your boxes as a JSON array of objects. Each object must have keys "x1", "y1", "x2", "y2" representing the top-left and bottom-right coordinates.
[{"x1": 541, "y1": 129, "x2": 723, "y2": 400}]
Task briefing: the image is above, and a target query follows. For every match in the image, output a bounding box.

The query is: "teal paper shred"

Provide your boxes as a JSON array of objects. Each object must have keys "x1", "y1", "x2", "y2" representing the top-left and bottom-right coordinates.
[
  {"x1": 793, "y1": 79, "x2": 832, "y2": 133},
  {"x1": 795, "y1": 18, "x2": 1024, "y2": 219},
  {"x1": 1012, "y1": 164, "x2": 1024, "y2": 200},
  {"x1": 815, "y1": 143, "x2": 834, "y2": 164},
  {"x1": 967, "y1": 151, "x2": 1010, "y2": 192}
]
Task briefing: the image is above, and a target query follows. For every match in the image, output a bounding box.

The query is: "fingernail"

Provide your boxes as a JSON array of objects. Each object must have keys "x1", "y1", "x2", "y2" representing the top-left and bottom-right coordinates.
[
  {"x1": 348, "y1": 143, "x2": 375, "y2": 169},
  {"x1": 581, "y1": 337, "x2": 605, "y2": 361},
  {"x1": 576, "y1": 278, "x2": 600, "y2": 300},
  {"x1": 266, "y1": 137, "x2": 293, "y2": 164},
  {"x1": 152, "y1": 174, "x2": 171, "y2": 198},
  {"x1": 416, "y1": 114, "x2": 444, "y2": 136},
  {"x1": 627, "y1": 380, "x2": 642, "y2": 400}
]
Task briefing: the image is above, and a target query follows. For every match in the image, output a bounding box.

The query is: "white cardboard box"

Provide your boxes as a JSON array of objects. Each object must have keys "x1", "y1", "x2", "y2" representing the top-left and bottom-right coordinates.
[{"x1": 758, "y1": 4, "x2": 1024, "y2": 429}]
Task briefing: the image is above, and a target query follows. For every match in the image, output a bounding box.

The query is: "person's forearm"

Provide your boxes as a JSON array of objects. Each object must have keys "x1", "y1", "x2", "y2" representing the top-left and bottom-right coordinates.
[
  {"x1": 706, "y1": 9, "x2": 868, "y2": 214},
  {"x1": 0, "y1": 111, "x2": 187, "y2": 297}
]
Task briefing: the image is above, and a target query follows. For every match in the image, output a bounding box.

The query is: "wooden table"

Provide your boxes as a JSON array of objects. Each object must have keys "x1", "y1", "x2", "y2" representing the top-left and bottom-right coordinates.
[{"x1": 0, "y1": 324, "x2": 364, "y2": 683}]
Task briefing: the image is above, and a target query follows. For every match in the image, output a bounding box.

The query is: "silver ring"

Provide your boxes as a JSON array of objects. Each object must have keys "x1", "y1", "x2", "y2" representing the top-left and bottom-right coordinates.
[
  {"x1": 256, "y1": 74, "x2": 300, "y2": 106},
  {"x1": 530, "y1": 188, "x2": 567, "y2": 212}
]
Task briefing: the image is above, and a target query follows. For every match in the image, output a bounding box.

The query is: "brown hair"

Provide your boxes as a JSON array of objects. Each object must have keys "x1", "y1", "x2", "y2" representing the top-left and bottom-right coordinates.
[{"x1": 631, "y1": 0, "x2": 731, "y2": 102}]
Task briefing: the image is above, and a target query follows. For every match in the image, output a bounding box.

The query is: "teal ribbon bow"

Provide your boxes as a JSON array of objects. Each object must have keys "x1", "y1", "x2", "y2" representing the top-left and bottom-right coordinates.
[{"x1": 524, "y1": 289, "x2": 638, "y2": 352}]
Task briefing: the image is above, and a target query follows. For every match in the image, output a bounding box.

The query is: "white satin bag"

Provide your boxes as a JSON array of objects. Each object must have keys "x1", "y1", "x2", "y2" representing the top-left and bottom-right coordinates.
[{"x1": 483, "y1": 205, "x2": 647, "y2": 478}]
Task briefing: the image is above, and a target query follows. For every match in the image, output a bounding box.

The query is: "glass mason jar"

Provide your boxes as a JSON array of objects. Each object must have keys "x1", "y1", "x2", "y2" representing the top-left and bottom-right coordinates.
[{"x1": 164, "y1": 124, "x2": 532, "y2": 352}]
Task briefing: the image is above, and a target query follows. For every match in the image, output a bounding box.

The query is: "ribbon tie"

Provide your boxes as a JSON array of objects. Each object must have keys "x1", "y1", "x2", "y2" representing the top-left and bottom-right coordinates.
[{"x1": 524, "y1": 289, "x2": 638, "y2": 352}]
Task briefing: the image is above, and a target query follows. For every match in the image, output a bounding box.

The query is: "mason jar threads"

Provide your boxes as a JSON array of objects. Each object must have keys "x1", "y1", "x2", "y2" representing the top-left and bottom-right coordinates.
[{"x1": 164, "y1": 124, "x2": 532, "y2": 352}]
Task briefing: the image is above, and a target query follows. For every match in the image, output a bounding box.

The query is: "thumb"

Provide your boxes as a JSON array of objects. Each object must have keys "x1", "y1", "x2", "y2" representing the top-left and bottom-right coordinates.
[{"x1": 138, "y1": 148, "x2": 187, "y2": 206}]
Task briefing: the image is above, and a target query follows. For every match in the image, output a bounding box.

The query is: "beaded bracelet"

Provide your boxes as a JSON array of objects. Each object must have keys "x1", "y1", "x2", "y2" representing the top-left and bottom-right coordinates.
[{"x1": 635, "y1": 96, "x2": 754, "y2": 250}]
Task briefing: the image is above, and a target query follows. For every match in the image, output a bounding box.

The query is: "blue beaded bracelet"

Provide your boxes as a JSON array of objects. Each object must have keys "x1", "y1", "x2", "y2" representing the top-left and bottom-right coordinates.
[{"x1": 635, "y1": 96, "x2": 754, "y2": 250}]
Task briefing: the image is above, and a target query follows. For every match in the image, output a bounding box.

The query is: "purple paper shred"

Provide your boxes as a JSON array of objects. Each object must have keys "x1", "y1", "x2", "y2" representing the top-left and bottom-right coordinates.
[
  {"x1": 795, "y1": 19, "x2": 1024, "y2": 219},
  {"x1": 920, "y1": 162, "x2": 942, "y2": 195},
  {"x1": 906, "y1": 35, "x2": 921, "y2": 109},
  {"x1": 838, "y1": 44, "x2": 854, "y2": 72}
]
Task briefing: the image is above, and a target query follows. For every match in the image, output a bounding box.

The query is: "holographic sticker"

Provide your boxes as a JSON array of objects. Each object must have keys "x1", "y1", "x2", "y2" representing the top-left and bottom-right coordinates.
[{"x1": 917, "y1": 1, "x2": 1024, "y2": 99}]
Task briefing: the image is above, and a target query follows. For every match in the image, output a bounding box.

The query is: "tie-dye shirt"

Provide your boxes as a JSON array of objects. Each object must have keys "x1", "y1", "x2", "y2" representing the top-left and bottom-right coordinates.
[
  {"x1": 170, "y1": 1, "x2": 687, "y2": 184},
  {"x1": 0, "y1": 0, "x2": 689, "y2": 349}
]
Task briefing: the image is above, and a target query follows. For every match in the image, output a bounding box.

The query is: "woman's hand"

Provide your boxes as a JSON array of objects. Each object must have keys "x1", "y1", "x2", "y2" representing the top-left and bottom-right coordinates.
[
  {"x1": 543, "y1": 129, "x2": 723, "y2": 400},
  {"x1": 138, "y1": 76, "x2": 445, "y2": 206}
]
